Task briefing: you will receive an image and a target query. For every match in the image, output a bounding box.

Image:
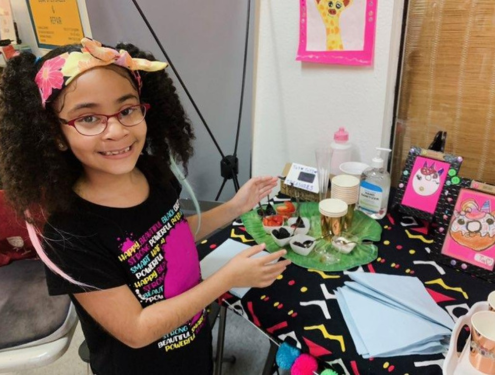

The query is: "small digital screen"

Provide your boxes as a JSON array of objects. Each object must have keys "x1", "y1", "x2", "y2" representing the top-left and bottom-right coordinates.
[{"x1": 298, "y1": 171, "x2": 315, "y2": 183}]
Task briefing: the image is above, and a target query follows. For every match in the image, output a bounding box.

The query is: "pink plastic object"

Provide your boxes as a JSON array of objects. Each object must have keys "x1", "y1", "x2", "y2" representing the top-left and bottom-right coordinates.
[
  {"x1": 330, "y1": 127, "x2": 352, "y2": 176},
  {"x1": 334, "y1": 127, "x2": 349, "y2": 142}
]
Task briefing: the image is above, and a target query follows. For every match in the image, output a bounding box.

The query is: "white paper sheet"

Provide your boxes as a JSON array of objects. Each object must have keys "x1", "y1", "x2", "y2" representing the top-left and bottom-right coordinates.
[
  {"x1": 335, "y1": 287, "x2": 368, "y2": 355},
  {"x1": 337, "y1": 286, "x2": 450, "y2": 357},
  {"x1": 200, "y1": 239, "x2": 273, "y2": 299},
  {"x1": 348, "y1": 272, "x2": 454, "y2": 330}
]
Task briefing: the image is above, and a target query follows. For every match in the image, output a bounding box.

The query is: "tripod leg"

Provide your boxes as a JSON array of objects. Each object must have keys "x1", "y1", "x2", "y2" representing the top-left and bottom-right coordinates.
[
  {"x1": 215, "y1": 178, "x2": 228, "y2": 201},
  {"x1": 214, "y1": 305, "x2": 228, "y2": 375},
  {"x1": 261, "y1": 341, "x2": 279, "y2": 375},
  {"x1": 232, "y1": 173, "x2": 240, "y2": 192}
]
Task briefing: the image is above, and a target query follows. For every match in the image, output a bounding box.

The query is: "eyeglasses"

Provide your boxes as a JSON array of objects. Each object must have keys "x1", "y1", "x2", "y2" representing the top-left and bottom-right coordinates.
[{"x1": 59, "y1": 103, "x2": 151, "y2": 136}]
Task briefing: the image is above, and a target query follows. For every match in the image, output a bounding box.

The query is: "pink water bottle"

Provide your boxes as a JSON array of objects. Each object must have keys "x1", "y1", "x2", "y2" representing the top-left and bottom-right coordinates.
[{"x1": 330, "y1": 127, "x2": 352, "y2": 176}]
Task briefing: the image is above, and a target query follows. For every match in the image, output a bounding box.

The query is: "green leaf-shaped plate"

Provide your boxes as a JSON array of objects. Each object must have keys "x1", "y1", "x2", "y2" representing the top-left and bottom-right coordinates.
[{"x1": 240, "y1": 203, "x2": 382, "y2": 272}]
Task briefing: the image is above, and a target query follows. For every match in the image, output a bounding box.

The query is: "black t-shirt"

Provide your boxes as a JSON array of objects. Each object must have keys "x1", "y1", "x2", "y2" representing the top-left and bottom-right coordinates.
[{"x1": 43, "y1": 176, "x2": 212, "y2": 375}]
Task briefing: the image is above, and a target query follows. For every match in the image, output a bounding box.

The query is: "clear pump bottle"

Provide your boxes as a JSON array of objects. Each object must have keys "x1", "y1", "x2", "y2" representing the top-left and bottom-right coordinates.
[{"x1": 357, "y1": 147, "x2": 392, "y2": 220}]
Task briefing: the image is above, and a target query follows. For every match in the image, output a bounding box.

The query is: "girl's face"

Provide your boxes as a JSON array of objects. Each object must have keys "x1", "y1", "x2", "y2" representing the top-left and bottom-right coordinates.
[{"x1": 56, "y1": 67, "x2": 147, "y2": 183}]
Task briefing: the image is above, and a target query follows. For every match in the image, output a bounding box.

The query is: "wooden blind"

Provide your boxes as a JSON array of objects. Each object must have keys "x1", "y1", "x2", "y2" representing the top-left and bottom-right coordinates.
[{"x1": 392, "y1": 0, "x2": 495, "y2": 186}]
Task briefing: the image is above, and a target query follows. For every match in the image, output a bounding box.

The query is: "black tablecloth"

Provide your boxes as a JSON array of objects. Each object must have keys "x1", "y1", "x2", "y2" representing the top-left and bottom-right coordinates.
[{"x1": 197, "y1": 202, "x2": 494, "y2": 375}]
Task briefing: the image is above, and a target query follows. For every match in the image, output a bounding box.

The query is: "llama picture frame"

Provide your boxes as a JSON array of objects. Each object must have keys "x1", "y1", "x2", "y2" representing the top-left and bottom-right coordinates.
[
  {"x1": 297, "y1": 0, "x2": 378, "y2": 66},
  {"x1": 431, "y1": 179, "x2": 495, "y2": 282},
  {"x1": 393, "y1": 146, "x2": 463, "y2": 222}
]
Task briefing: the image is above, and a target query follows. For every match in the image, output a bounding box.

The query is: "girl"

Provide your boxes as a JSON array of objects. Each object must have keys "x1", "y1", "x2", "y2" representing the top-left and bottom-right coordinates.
[{"x1": 0, "y1": 38, "x2": 290, "y2": 375}]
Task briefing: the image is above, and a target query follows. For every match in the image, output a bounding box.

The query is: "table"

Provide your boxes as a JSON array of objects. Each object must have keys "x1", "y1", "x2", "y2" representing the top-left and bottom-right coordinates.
[{"x1": 197, "y1": 201, "x2": 494, "y2": 375}]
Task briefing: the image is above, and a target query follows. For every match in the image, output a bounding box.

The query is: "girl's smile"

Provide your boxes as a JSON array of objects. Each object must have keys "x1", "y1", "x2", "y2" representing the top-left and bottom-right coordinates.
[{"x1": 98, "y1": 143, "x2": 135, "y2": 157}]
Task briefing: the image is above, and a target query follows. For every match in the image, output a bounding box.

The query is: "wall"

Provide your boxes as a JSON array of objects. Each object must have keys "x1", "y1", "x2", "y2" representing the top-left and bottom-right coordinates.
[{"x1": 252, "y1": 0, "x2": 405, "y2": 182}]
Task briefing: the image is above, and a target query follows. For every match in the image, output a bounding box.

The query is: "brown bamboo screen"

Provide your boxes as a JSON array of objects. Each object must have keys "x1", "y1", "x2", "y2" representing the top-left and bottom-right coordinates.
[{"x1": 392, "y1": 0, "x2": 495, "y2": 186}]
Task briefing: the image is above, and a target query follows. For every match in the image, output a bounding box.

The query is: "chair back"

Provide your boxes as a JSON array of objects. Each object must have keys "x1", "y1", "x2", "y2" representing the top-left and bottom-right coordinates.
[{"x1": 0, "y1": 190, "x2": 39, "y2": 265}]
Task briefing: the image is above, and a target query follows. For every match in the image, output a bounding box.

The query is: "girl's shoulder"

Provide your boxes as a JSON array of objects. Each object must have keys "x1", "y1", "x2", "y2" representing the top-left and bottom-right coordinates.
[{"x1": 43, "y1": 202, "x2": 99, "y2": 239}]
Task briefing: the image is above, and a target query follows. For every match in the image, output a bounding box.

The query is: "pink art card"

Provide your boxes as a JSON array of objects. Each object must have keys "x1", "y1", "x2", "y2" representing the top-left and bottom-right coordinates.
[
  {"x1": 297, "y1": 0, "x2": 378, "y2": 65},
  {"x1": 393, "y1": 147, "x2": 464, "y2": 222},
  {"x1": 401, "y1": 156, "x2": 451, "y2": 215},
  {"x1": 441, "y1": 188, "x2": 495, "y2": 271}
]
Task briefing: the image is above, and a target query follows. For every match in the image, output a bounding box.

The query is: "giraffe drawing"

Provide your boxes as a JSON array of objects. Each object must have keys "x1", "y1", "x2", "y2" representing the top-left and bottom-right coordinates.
[{"x1": 315, "y1": 0, "x2": 353, "y2": 51}]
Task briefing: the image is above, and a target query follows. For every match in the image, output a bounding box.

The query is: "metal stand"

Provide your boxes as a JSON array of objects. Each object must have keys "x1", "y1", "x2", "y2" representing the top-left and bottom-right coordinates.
[
  {"x1": 214, "y1": 305, "x2": 236, "y2": 375},
  {"x1": 78, "y1": 340, "x2": 91, "y2": 375},
  {"x1": 261, "y1": 341, "x2": 279, "y2": 375}
]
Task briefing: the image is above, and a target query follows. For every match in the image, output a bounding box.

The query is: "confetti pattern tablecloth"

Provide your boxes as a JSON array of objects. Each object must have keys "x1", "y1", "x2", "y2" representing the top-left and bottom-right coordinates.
[{"x1": 196, "y1": 199, "x2": 494, "y2": 375}]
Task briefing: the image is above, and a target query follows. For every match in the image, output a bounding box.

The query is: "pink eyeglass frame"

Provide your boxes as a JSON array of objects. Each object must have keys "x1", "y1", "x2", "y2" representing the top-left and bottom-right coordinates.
[{"x1": 59, "y1": 103, "x2": 151, "y2": 136}]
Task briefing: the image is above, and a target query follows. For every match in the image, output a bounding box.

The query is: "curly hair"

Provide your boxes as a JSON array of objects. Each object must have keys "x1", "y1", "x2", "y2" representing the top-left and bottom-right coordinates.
[{"x1": 0, "y1": 42, "x2": 195, "y2": 218}]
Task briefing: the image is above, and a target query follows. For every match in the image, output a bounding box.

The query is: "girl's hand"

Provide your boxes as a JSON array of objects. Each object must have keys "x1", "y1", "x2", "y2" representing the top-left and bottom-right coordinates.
[
  {"x1": 229, "y1": 176, "x2": 278, "y2": 216},
  {"x1": 220, "y1": 244, "x2": 291, "y2": 289}
]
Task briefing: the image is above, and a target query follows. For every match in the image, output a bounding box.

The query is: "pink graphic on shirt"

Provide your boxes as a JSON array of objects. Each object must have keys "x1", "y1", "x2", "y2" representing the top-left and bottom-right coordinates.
[
  {"x1": 120, "y1": 237, "x2": 135, "y2": 253},
  {"x1": 162, "y1": 220, "x2": 202, "y2": 324}
]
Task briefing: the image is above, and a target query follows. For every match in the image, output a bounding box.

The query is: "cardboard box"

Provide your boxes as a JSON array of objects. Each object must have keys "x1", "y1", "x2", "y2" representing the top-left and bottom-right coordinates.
[{"x1": 280, "y1": 163, "x2": 321, "y2": 202}]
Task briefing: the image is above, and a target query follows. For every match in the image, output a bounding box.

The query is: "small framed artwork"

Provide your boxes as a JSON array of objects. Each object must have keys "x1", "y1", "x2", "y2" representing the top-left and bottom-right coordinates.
[
  {"x1": 432, "y1": 179, "x2": 495, "y2": 282},
  {"x1": 297, "y1": 0, "x2": 378, "y2": 66},
  {"x1": 393, "y1": 146, "x2": 464, "y2": 222}
]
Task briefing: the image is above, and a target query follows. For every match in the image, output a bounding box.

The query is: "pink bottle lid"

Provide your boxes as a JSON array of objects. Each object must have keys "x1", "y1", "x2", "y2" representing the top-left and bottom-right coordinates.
[{"x1": 334, "y1": 127, "x2": 349, "y2": 142}]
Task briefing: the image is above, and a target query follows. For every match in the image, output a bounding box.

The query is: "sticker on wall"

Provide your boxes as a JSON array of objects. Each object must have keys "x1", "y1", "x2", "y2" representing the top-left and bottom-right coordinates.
[
  {"x1": 26, "y1": 0, "x2": 85, "y2": 49},
  {"x1": 0, "y1": 0, "x2": 16, "y2": 43},
  {"x1": 297, "y1": 0, "x2": 377, "y2": 66}
]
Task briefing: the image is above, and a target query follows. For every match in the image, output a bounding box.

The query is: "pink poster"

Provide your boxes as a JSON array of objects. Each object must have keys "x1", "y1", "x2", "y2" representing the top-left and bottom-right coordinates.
[
  {"x1": 401, "y1": 156, "x2": 450, "y2": 214},
  {"x1": 441, "y1": 189, "x2": 495, "y2": 271},
  {"x1": 297, "y1": 0, "x2": 377, "y2": 65}
]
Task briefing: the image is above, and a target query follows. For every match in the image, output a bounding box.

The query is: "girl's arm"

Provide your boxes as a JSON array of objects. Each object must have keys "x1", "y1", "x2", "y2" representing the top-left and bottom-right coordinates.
[
  {"x1": 187, "y1": 176, "x2": 278, "y2": 240},
  {"x1": 74, "y1": 244, "x2": 290, "y2": 349}
]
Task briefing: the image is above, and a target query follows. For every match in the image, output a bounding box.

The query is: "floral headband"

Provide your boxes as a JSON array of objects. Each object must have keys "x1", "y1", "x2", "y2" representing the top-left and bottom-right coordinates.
[{"x1": 35, "y1": 37, "x2": 168, "y2": 108}]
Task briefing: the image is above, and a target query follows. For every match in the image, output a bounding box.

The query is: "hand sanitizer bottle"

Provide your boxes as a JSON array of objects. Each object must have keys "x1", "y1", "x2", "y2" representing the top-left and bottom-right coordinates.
[{"x1": 357, "y1": 147, "x2": 392, "y2": 219}]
